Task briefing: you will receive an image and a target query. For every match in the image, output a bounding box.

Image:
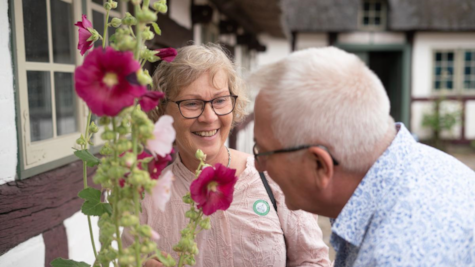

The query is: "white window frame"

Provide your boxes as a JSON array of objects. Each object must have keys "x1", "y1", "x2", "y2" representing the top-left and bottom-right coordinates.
[
  {"x1": 358, "y1": 0, "x2": 387, "y2": 31},
  {"x1": 432, "y1": 49, "x2": 475, "y2": 96}
]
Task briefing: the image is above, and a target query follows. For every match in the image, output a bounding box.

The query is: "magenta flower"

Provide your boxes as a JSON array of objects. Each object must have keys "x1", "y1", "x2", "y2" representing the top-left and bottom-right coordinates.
[
  {"x1": 156, "y1": 48, "x2": 177, "y2": 62},
  {"x1": 147, "y1": 115, "x2": 176, "y2": 157},
  {"x1": 139, "y1": 91, "x2": 165, "y2": 112},
  {"x1": 74, "y1": 15, "x2": 94, "y2": 56},
  {"x1": 74, "y1": 47, "x2": 147, "y2": 116},
  {"x1": 153, "y1": 170, "x2": 175, "y2": 212},
  {"x1": 137, "y1": 150, "x2": 173, "y2": 180},
  {"x1": 190, "y1": 164, "x2": 238, "y2": 216}
]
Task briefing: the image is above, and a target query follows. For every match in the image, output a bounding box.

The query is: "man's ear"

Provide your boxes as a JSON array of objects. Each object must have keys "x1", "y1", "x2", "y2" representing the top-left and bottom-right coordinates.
[{"x1": 308, "y1": 146, "x2": 334, "y2": 189}]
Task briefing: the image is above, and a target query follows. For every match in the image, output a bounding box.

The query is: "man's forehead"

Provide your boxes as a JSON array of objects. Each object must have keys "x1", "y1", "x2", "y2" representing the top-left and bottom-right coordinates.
[{"x1": 254, "y1": 94, "x2": 274, "y2": 146}]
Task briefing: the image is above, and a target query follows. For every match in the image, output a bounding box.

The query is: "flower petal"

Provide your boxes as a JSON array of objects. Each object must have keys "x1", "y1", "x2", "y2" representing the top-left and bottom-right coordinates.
[
  {"x1": 146, "y1": 115, "x2": 176, "y2": 157},
  {"x1": 152, "y1": 170, "x2": 175, "y2": 212},
  {"x1": 139, "y1": 91, "x2": 165, "y2": 112}
]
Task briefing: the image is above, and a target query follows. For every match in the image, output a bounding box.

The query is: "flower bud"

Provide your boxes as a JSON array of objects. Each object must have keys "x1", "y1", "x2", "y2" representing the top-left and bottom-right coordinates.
[
  {"x1": 141, "y1": 28, "x2": 154, "y2": 40},
  {"x1": 120, "y1": 214, "x2": 139, "y2": 227},
  {"x1": 185, "y1": 210, "x2": 199, "y2": 220},
  {"x1": 122, "y1": 13, "x2": 137, "y2": 26},
  {"x1": 87, "y1": 29, "x2": 101, "y2": 42},
  {"x1": 191, "y1": 243, "x2": 199, "y2": 255},
  {"x1": 93, "y1": 172, "x2": 108, "y2": 184},
  {"x1": 182, "y1": 193, "x2": 194, "y2": 204},
  {"x1": 116, "y1": 125, "x2": 129, "y2": 135},
  {"x1": 136, "y1": 9, "x2": 157, "y2": 23},
  {"x1": 185, "y1": 255, "x2": 196, "y2": 265},
  {"x1": 76, "y1": 135, "x2": 86, "y2": 145},
  {"x1": 122, "y1": 152, "x2": 136, "y2": 167},
  {"x1": 110, "y1": 17, "x2": 122, "y2": 28},
  {"x1": 104, "y1": 2, "x2": 112, "y2": 10},
  {"x1": 137, "y1": 69, "x2": 153, "y2": 86},
  {"x1": 98, "y1": 116, "x2": 110, "y2": 126},
  {"x1": 153, "y1": 2, "x2": 168, "y2": 14},
  {"x1": 195, "y1": 149, "x2": 205, "y2": 160},
  {"x1": 101, "y1": 130, "x2": 115, "y2": 141},
  {"x1": 199, "y1": 217, "x2": 211, "y2": 230},
  {"x1": 89, "y1": 121, "x2": 99, "y2": 133},
  {"x1": 111, "y1": 1, "x2": 118, "y2": 8},
  {"x1": 131, "y1": 0, "x2": 142, "y2": 5},
  {"x1": 108, "y1": 166, "x2": 127, "y2": 179},
  {"x1": 116, "y1": 35, "x2": 137, "y2": 51}
]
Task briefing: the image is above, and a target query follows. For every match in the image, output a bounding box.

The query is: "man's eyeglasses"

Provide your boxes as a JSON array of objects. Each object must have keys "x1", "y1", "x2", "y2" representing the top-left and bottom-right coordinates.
[
  {"x1": 253, "y1": 143, "x2": 340, "y2": 167},
  {"x1": 169, "y1": 95, "x2": 238, "y2": 119}
]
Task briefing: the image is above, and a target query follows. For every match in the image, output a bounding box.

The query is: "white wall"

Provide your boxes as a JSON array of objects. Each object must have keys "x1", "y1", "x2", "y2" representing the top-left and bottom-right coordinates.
[
  {"x1": 256, "y1": 34, "x2": 291, "y2": 67},
  {"x1": 64, "y1": 212, "x2": 101, "y2": 265},
  {"x1": 0, "y1": 0, "x2": 17, "y2": 185},
  {"x1": 466, "y1": 101, "x2": 475, "y2": 139},
  {"x1": 412, "y1": 32, "x2": 475, "y2": 98},
  {"x1": 169, "y1": 0, "x2": 191, "y2": 30},
  {"x1": 295, "y1": 33, "x2": 328, "y2": 50},
  {"x1": 0, "y1": 235, "x2": 45, "y2": 267},
  {"x1": 337, "y1": 32, "x2": 405, "y2": 45}
]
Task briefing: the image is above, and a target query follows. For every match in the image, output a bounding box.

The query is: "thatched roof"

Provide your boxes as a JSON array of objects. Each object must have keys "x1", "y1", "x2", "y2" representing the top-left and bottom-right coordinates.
[
  {"x1": 283, "y1": 0, "x2": 475, "y2": 32},
  {"x1": 210, "y1": 0, "x2": 289, "y2": 38}
]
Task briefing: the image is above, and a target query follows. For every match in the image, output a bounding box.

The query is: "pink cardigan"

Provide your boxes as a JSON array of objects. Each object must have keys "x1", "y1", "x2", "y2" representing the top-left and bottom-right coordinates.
[{"x1": 122, "y1": 157, "x2": 330, "y2": 267}]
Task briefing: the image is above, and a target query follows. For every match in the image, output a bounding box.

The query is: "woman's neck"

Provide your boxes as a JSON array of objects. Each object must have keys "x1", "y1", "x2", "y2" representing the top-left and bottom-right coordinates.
[{"x1": 179, "y1": 146, "x2": 229, "y2": 173}]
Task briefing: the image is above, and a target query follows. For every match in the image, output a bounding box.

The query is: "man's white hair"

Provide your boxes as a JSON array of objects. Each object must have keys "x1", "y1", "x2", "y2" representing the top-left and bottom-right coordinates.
[{"x1": 251, "y1": 47, "x2": 394, "y2": 172}]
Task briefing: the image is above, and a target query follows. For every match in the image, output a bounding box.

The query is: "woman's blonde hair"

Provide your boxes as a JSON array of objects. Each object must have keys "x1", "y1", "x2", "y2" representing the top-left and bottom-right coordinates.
[{"x1": 149, "y1": 43, "x2": 249, "y2": 125}]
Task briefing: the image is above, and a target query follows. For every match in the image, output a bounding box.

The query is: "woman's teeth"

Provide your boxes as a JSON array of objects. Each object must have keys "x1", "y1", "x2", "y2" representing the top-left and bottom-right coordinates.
[{"x1": 194, "y1": 129, "x2": 218, "y2": 137}]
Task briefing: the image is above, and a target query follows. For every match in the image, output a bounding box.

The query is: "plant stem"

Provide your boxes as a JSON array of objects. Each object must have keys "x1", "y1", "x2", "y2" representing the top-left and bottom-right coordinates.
[
  {"x1": 103, "y1": 9, "x2": 111, "y2": 48},
  {"x1": 82, "y1": 110, "x2": 98, "y2": 258},
  {"x1": 134, "y1": 4, "x2": 142, "y2": 60},
  {"x1": 133, "y1": 189, "x2": 142, "y2": 267},
  {"x1": 177, "y1": 254, "x2": 185, "y2": 267},
  {"x1": 113, "y1": 184, "x2": 123, "y2": 254}
]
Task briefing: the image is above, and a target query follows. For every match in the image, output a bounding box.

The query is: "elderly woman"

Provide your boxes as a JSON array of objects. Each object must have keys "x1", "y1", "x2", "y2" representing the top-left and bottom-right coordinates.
[{"x1": 123, "y1": 44, "x2": 330, "y2": 267}]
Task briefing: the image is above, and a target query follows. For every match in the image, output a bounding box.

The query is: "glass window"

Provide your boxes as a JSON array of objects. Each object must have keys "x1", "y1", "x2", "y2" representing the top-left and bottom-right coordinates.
[
  {"x1": 464, "y1": 50, "x2": 475, "y2": 90},
  {"x1": 54, "y1": 72, "x2": 77, "y2": 136},
  {"x1": 27, "y1": 71, "x2": 53, "y2": 142},
  {"x1": 433, "y1": 51, "x2": 455, "y2": 91},
  {"x1": 360, "y1": 0, "x2": 386, "y2": 30},
  {"x1": 51, "y1": 0, "x2": 75, "y2": 64},
  {"x1": 23, "y1": 0, "x2": 49, "y2": 62}
]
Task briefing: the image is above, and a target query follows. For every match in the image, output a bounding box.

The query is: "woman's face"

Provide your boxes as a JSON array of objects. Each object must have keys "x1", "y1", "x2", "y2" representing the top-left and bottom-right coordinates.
[{"x1": 166, "y1": 70, "x2": 233, "y2": 162}]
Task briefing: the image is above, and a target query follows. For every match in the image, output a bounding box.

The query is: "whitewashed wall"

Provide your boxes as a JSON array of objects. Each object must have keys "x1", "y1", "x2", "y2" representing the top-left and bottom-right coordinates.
[
  {"x1": 337, "y1": 32, "x2": 405, "y2": 45},
  {"x1": 169, "y1": 0, "x2": 191, "y2": 29},
  {"x1": 64, "y1": 212, "x2": 101, "y2": 265},
  {"x1": 0, "y1": 235, "x2": 45, "y2": 267},
  {"x1": 0, "y1": 0, "x2": 18, "y2": 185},
  {"x1": 411, "y1": 32, "x2": 475, "y2": 139},
  {"x1": 256, "y1": 34, "x2": 291, "y2": 67},
  {"x1": 295, "y1": 33, "x2": 328, "y2": 50}
]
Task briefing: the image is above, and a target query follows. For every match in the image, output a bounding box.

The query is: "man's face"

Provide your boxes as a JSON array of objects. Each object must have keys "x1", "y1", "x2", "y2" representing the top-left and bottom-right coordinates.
[{"x1": 253, "y1": 94, "x2": 320, "y2": 211}]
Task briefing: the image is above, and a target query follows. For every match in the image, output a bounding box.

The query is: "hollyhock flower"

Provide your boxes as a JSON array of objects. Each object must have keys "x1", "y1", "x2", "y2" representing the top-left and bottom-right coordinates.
[
  {"x1": 139, "y1": 91, "x2": 164, "y2": 112},
  {"x1": 75, "y1": 47, "x2": 147, "y2": 116},
  {"x1": 137, "y1": 150, "x2": 173, "y2": 179},
  {"x1": 151, "y1": 229, "x2": 160, "y2": 241},
  {"x1": 156, "y1": 48, "x2": 177, "y2": 62},
  {"x1": 190, "y1": 164, "x2": 238, "y2": 216},
  {"x1": 74, "y1": 15, "x2": 96, "y2": 56},
  {"x1": 147, "y1": 115, "x2": 176, "y2": 157},
  {"x1": 153, "y1": 170, "x2": 175, "y2": 212}
]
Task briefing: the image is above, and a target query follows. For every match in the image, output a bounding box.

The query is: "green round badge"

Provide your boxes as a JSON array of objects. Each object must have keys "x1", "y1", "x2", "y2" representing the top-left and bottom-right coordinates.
[{"x1": 253, "y1": 200, "x2": 270, "y2": 216}]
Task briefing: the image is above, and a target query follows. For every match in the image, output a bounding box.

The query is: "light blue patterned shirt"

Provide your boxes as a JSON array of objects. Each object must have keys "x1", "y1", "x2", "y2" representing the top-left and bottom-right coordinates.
[{"x1": 330, "y1": 123, "x2": 475, "y2": 267}]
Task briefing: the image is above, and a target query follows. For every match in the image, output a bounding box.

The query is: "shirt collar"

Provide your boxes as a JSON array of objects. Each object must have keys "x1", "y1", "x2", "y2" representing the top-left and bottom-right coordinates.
[{"x1": 331, "y1": 123, "x2": 417, "y2": 247}]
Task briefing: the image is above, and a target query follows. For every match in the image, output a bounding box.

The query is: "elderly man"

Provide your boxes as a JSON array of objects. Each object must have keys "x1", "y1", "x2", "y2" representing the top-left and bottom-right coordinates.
[{"x1": 251, "y1": 47, "x2": 475, "y2": 267}]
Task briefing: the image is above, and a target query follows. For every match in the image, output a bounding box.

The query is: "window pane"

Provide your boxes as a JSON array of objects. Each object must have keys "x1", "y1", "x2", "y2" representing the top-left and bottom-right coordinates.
[
  {"x1": 93, "y1": 11, "x2": 104, "y2": 48},
  {"x1": 375, "y1": 3, "x2": 382, "y2": 11},
  {"x1": 464, "y1": 51, "x2": 475, "y2": 90},
  {"x1": 446, "y1": 81, "x2": 453, "y2": 89},
  {"x1": 27, "y1": 71, "x2": 53, "y2": 141},
  {"x1": 23, "y1": 0, "x2": 49, "y2": 62},
  {"x1": 364, "y1": 3, "x2": 370, "y2": 11},
  {"x1": 435, "y1": 53, "x2": 442, "y2": 61},
  {"x1": 374, "y1": 17, "x2": 381, "y2": 25},
  {"x1": 92, "y1": 0, "x2": 103, "y2": 4},
  {"x1": 54, "y1": 72, "x2": 77, "y2": 136},
  {"x1": 447, "y1": 52, "x2": 454, "y2": 61},
  {"x1": 363, "y1": 17, "x2": 370, "y2": 25},
  {"x1": 435, "y1": 81, "x2": 441, "y2": 90},
  {"x1": 51, "y1": 0, "x2": 75, "y2": 64},
  {"x1": 466, "y1": 52, "x2": 472, "y2": 62}
]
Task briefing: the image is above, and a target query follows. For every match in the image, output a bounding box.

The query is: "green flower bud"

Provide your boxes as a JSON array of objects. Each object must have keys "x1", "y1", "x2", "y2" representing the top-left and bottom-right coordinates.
[
  {"x1": 185, "y1": 210, "x2": 199, "y2": 220},
  {"x1": 141, "y1": 28, "x2": 155, "y2": 40},
  {"x1": 110, "y1": 17, "x2": 122, "y2": 28},
  {"x1": 120, "y1": 213, "x2": 139, "y2": 227},
  {"x1": 122, "y1": 152, "x2": 136, "y2": 167},
  {"x1": 108, "y1": 166, "x2": 126, "y2": 179},
  {"x1": 172, "y1": 244, "x2": 183, "y2": 252},
  {"x1": 158, "y1": 4, "x2": 168, "y2": 14},
  {"x1": 89, "y1": 121, "x2": 99, "y2": 133},
  {"x1": 104, "y1": 2, "x2": 112, "y2": 10},
  {"x1": 182, "y1": 193, "x2": 194, "y2": 204},
  {"x1": 98, "y1": 117, "x2": 110, "y2": 126},
  {"x1": 199, "y1": 217, "x2": 211, "y2": 230},
  {"x1": 87, "y1": 29, "x2": 101, "y2": 42},
  {"x1": 76, "y1": 135, "x2": 86, "y2": 145},
  {"x1": 110, "y1": 1, "x2": 118, "y2": 8},
  {"x1": 116, "y1": 125, "x2": 129, "y2": 135},
  {"x1": 101, "y1": 130, "x2": 115, "y2": 141},
  {"x1": 153, "y1": 2, "x2": 168, "y2": 14},
  {"x1": 93, "y1": 172, "x2": 108, "y2": 184},
  {"x1": 136, "y1": 9, "x2": 157, "y2": 23},
  {"x1": 100, "y1": 145, "x2": 113, "y2": 156},
  {"x1": 118, "y1": 255, "x2": 133, "y2": 265},
  {"x1": 195, "y1": 149, "x2": 205, "y2": 160},
  {"x1": 185, "y1": 255, "x2": 196, "y2": 265},
  {"x1": 116, "y1": 35, "x2": 137, "y2": 51},
  {"x1": 131, "y1": 0, "x2": 142, "y2": 5},
  {"x1": 191, "y1": 242, "x2": 199, "y2": 255},
  {"x1": 137, "y1": 69, "x2": 153, "y2": 86},
  {"x1": 122, "y1": 12, "x2": 137, "y2": 26}
]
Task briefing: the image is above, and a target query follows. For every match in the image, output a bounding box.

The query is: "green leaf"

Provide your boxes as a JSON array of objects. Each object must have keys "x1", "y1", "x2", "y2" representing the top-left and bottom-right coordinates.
[
  {"x1": 51, "y1": 258, "x2": 90, "y2": 267},
  {"x1": 151, "y1": 22, "x2": 161, "y2": 35},
  {"x1": 74, "y1": 149, "x2": 100, "y2": 167},
  {"x1": 79, "y1": 188, "x2": 112, "y2": 216}
]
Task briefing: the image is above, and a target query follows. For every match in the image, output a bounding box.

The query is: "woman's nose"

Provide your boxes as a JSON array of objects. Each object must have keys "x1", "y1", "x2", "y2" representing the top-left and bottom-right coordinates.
[{"x1": 198, "y1": 102, "x2": 218, "y2": 122}]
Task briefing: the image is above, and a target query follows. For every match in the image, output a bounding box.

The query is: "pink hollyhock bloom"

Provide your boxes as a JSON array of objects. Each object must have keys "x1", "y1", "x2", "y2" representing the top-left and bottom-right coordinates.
[
  {"x1": 74, "y1": 15, "x2": 94, "y2": 56},
  {"x1": 156, "y1": 48, "x2": 177, "y2": 62},
  {"x1": 137, "y1": 150, "x2": 173, "y2": 180},
  {"x1": 147, "y1": 115, "x2": 176, "y2": 157},
  {"x1": 190, "y1": 164, "x2": 238, "y2": 216},
  {"x1": 75, "y1": 47, "x2": 147, "y2": 116},
  {"x1": 153, "y1": 170, "x2": 175, "y2": 212},
  {"x1": 139, "y1": 91, "x2": 164, "y2": 112},
  {"x1": 151, "y1": 229, "x2": 160, "y2": 241}
]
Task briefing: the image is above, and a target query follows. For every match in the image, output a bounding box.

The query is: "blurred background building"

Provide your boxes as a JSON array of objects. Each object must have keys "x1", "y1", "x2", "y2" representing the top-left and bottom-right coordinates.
[{"x1": 0, "y1": 0, "x2": 474, "y2": 266}]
